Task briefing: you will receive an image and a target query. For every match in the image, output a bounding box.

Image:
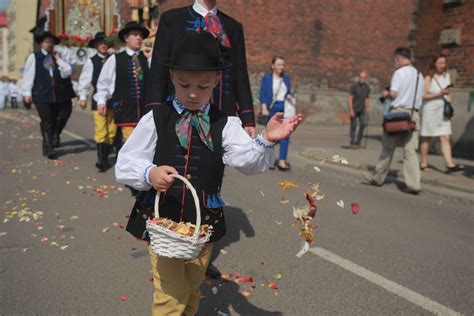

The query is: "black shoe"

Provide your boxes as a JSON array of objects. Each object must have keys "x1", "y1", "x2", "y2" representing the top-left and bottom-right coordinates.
[
  {"x1": 206, "y1": 263, "x2": 221, "y2": 279},
  {"x1": 277, "y1": 162, "x2": 291, "y2": 172},
  {"x1": 43, "y1": 133, "x2": 58, "y2": 160},
  {"x1": 445, "y1": 164, "x2": 464, "y2": 174},
  {"x1": 401, "y1": 187, "x2": 420, "y2": 195},
  {"x1": 52, "y1": 134, "x2": 60, "y2": 148}
]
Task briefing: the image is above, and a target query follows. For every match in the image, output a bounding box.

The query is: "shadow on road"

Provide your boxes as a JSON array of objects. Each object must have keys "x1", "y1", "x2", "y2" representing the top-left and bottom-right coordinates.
[
  {"x1": 199, "y1": 278, "x2": 282, "y2": 315},
  {"x1": 56, "y1": 139, "x2": 95, "y2": 158},
  {"x1": 210, "y1": 205, "x2": 255, "y2": 264},
  {"x1": 197, "y1": 206, "x2": 282, "y2": 315}
]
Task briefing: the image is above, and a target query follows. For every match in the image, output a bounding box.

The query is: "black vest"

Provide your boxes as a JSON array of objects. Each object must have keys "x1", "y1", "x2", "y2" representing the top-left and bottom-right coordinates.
[
  {"x1": 32, "y1": 52, "x2": 75, "y2": 104},
  {"x1": 90, "y1": 54, "x2": 109, "y2": 111},
  {"x1": 111, "y1": 51, "x2": 149, "y2": 125},
  {"x1": 126, "y1": 101, "x2": 228, "y2": 242}
]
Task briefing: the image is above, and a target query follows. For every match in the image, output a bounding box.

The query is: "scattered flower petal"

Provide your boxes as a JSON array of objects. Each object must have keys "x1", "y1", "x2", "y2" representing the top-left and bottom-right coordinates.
[
  {"x1": 351, "y1": 203, "x2": 361, "y2": 215},
  {"x1": 240, "y1": 291, "x2": 252, "y2": 297},
  {"x1": 268, "y1": 283, "x2": 278, "y2": 290},
  {"x1": 337, "y1": 200, "x2": 345, "y2": 208}
]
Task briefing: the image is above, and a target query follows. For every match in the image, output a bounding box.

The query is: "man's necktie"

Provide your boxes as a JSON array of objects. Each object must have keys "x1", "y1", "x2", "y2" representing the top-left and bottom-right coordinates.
[
  {"x1": 204, "y1": 13, "x2": 231, "y2": 48},
  {"x1": 132, "y1": 54, "x2": 143, "y2": 81}
]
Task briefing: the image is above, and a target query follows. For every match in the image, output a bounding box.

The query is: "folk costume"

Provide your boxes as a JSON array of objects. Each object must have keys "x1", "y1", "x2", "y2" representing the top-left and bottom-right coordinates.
[
  {"x1": 115, "y1": 31, "x2": 274, "y2": 315},
  {"x1": 22, "y1": 32, "x2": 75, "y2": 159},
  {"x1": 94, "y1": 22, "x2": 150, "y2": 142},
  {"x1": 145, "y1": 1, "x2": 255, "y2": 127},
  {"x1": 78, "y1": 32, "x2": 116, "y2": 172}
]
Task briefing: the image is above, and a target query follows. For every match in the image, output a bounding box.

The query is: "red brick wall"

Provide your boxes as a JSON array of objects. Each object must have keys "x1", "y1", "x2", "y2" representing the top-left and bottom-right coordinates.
[
  {"x1": 416, "y1": 0, "x2": 474, "y2": 88},
  {"x1": 158, "y1": 0, "x2": 418, "y2": 91}
]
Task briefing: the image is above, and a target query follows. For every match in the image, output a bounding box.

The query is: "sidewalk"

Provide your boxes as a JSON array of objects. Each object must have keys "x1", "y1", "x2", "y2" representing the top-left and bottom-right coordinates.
[{"x1": 286, "y1": 123, "x2": 474, "y2": 195}]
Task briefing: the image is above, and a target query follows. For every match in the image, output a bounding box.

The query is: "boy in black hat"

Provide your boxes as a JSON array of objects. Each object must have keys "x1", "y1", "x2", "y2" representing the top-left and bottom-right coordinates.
[
  {"x1": 94, "y1": 22, "x2": 152, "y2": 144},
  {"x1": 78, "y1": 32, "x2": 116, "y2": 172},
  {"x1": 115, "y1": 31, "x2": 302, "y2": 315},
  {"x1": 22, "y1": 31, "x2": 76, "y2": 159}
]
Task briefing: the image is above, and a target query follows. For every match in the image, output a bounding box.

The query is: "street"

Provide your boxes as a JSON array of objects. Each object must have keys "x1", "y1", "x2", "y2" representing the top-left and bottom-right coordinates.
[{"x1": 1, "y1": 108, "x2": 473, "y2": 315}]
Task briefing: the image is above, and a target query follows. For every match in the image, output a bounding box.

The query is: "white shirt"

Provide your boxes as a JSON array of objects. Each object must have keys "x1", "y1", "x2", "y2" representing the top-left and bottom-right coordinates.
[
  {"x1": 390, "y1": 65, "x2": 425, "y2": 110},
  {"x1": 273, "y1": 77, "x2": 288, "y2": 102},
  {"x1": 78, "y1": 53, "x2": 106, "y2": 101},
  {"x1": 21, "y1": 49, "x2": 73, "y2": 97},
  {"x1": 93, "y1": 48, "x2": 151, "y2": 106},
  {"x1": 115, "y1": 99, "x2": 275, "y2": 191},
  {"x1": 193, "y1": 0, "x2": 218, "y2": 17},
  {"x1": 8, "y1": 82, "x2": 19, "y2": 97},
  {"x1": 0, "y1": 81, "x2": 9, "y2": 95}
]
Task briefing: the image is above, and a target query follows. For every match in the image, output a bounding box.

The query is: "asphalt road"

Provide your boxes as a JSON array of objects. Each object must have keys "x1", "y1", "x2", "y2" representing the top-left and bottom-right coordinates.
[{"x1": 1, "y1": 108, "x2": 473, "y2": 315}]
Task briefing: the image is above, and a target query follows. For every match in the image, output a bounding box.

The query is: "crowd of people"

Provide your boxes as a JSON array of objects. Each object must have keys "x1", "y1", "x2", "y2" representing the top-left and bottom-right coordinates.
[{"x1": 1, "y1": 0, "x2": 466, "y2": 313}]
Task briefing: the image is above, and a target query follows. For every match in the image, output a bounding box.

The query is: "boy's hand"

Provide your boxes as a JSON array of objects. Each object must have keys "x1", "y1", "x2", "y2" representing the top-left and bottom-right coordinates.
[
  {"x1": 149, "y1": 166, "x2": 178, "y2": 192},
  {"x1": 263, "y1": 113, "x2": 303, "y2": 142},
  {"x1": 78, "y1": 100, "x2": 87, "y2": 110},
  {"x1": 97, "y1": 104, "x2": 107, "y2": 116}
]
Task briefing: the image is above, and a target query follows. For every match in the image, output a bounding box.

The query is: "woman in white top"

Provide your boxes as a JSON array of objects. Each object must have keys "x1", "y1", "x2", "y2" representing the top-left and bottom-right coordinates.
[{"x1": 420, "y1": 54, "x2": 463, "y2": 173}]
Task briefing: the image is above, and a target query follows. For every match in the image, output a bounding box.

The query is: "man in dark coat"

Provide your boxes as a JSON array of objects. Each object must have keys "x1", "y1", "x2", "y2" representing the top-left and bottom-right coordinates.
[
  {"x1": 145, "y1": 0, "x2": 256, "y2": 138},
  {"x1": 22, "y1": 32, "x2": 76, "y2": 159}
]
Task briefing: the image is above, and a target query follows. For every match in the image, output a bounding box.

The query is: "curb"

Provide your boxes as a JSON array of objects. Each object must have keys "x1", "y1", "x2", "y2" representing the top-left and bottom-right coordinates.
[{"x1": 299, "y1": 150, "x2": 474, "y2": 196}]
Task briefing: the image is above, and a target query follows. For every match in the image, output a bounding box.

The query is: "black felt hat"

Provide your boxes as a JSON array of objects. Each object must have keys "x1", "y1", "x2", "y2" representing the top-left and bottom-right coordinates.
[
  {"x1": 34, "y1": 31, "x2": 60, "y2": 45},
  {"x1": 160, "y1": 31, "x2": 232, "y2": 71},
  {"x1": 118, "y1": 21, "x2": 150, "y2": 42},
  {"x1": 88, "y1": 32, "x2": 108, "y2": 48}
]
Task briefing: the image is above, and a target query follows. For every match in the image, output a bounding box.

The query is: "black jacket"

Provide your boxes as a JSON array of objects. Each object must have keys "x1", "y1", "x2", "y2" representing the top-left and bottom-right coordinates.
[{"x1": 145, "y1": 6, "x2": 255, "y2": 126}]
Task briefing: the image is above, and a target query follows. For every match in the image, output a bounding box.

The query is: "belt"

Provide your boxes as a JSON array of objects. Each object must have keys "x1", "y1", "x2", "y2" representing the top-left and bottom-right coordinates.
[{"x1": 389, "y1": 106, "x2": 419, "y2": 112}]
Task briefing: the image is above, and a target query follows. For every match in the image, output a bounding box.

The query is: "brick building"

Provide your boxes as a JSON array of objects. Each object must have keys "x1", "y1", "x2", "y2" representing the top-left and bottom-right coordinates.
[
  {"x1": 157, "y1": 0, "x2": 473, "y2": 92},
  {"x1": 35, "y1": 0, "x2": 473, "y2": 91}
]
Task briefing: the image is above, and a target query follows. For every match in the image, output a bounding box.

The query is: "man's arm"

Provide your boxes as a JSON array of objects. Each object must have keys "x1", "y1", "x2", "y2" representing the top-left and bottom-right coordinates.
[
  {"x1": 78, "y1": 58, "x2": 93, "y2": 101},
  {"x1": 93, "y1": 55, "x2": 116, "y2": 114},
  {"x1": 21, "y1": 54, "x2": 36, "y2": 99},
  {"x1": 144, "y1": 13, "x2": 172, "y2": 111},
  {"x1": 54, "y1": 52, "x2": 73, "y2": 78},
  {"x1": 348, "y1": 85, "x2": 355, "y2": 117},
  {"x1": 233, "y1": 23, "x2": 255, "y2": 127},
  {"x1": 77, "y1": 58, "x2": 93, "y2": 109},
  {"x1": 365, "y1": 86, "x2": 370, "y2": 111}
]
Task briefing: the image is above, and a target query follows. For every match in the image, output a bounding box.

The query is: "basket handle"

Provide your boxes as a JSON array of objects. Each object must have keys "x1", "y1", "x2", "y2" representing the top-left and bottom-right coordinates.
[{"x1": 154, "y1": 174, "x2": 202, "y2": 238}]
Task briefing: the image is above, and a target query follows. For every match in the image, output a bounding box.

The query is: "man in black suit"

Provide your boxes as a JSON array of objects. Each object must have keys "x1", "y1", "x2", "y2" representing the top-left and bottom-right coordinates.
[{"x1": 145, "y1": 0, "x2": 256, "y2": 138}]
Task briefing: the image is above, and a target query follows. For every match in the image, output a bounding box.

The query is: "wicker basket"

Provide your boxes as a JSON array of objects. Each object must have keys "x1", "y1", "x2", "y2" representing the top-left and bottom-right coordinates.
[{"x1": 146, "y1": 174, "x2": 212, "y2": 260}]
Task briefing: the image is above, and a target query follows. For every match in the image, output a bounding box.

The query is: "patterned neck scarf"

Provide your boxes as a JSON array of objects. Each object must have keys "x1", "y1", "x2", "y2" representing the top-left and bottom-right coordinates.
[
  {"x1": 175, "y1": 98, "x2": 213, "y2": 152},
  {"x1": 204, "y1": 13, "x2": 231, "y2": 48},
  {"x1": 43, "y1": 54, "x2": 55, "y2": 77}
]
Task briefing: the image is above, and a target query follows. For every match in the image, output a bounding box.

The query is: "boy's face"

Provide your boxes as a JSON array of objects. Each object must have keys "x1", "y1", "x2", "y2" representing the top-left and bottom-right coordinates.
[{"x1": 170, "y1": 69, "x2": 220, "y2": 111}]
